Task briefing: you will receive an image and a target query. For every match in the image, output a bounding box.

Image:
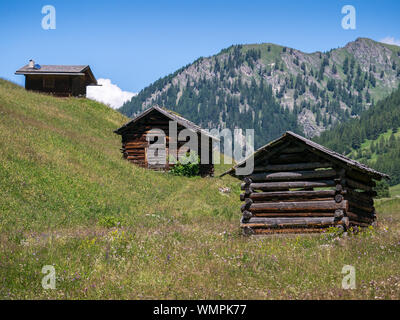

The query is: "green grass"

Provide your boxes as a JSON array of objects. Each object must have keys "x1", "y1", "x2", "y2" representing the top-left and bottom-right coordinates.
[
  {"x1": 389, "y1": 184, "x2": 400, "y2": 198},
  {"x1": 1, "y1": 79, "x2": 400, "y2": 299}
]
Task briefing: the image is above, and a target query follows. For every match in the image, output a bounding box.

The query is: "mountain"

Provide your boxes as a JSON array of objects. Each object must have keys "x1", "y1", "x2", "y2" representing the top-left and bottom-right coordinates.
[
  {"x1": 119, "y1": 38, "x2": 400, "y2": 148},
  {"x1": 314, "y1": 84, "x2": 400, "y2": 186}
]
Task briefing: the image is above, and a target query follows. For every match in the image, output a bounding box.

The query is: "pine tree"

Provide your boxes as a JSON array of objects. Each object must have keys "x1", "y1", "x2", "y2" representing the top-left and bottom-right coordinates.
[{"x1": 343, "y1": 57, "x2": 349, "y2": 75}]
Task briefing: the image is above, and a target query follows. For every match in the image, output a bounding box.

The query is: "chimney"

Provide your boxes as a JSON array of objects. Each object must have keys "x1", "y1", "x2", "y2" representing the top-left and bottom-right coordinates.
[{"x1": 28, "y1": 59, "x2": 35, "y2": 68}]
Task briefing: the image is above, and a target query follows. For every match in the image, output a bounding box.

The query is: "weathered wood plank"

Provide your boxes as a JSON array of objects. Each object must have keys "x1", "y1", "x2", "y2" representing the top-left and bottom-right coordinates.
[
  {"x1": 242, "y1": 180, "x2": 336, "y2": 191},
  {"x1": 251, "y1": 212, "x2": 335, "y2": 217},
  {"x1": 347, "y1": 200, "x2": 375, "y2": 213},
  {"x1": 253, "y1": 162, "x2": 332, "y2": 172},
  {"x1": 345, "y1": 178, "x2": 375, "y2": 192},
  {"x1": 280, "y1": 146, "x2": 306, "y2": 154},
  {"x1": 346, "y1": 169, "x2": 376, "y2": 185},
  {"x1": 250, "y1": 228, "x2": 327, "y2": 234},
  {"x1": 249, "y1": 169, "x2": 337, "y2": 182},
  {"x1": 240, "y1": 190, "x2": 336, "y2": 202},
  {"x1": 269, "y1": 153, "x2": 312, "y2": 164},
  {"x1": 242, "y1": 216, "x2": 337, "y2": 227},
  {"x1": 344, "y1": 189, "x2": 374, "y2": 204},
  {"x1": 346, "y1": 211, "x2": 374, "y2": 224},
  {"x1": 247, "y1": 200, "x2": 348, "y2": 213}
]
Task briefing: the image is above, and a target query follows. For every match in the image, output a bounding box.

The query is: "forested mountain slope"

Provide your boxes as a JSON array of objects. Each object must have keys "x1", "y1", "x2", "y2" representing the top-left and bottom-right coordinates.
[
  {"x1": 120, "y1": 38, "x2": 400, "y2": 148},
  {"x1": 315, "y1": 85, "x2": 400, "y2": 185}
]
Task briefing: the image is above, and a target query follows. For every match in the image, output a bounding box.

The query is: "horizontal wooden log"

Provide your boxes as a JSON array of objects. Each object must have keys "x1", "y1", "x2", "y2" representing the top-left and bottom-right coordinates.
[
  {"x1": 344, "y1": 195, "x2": 373, "y2": 208},
  {"x1": 123, "y1": 148, "x2": 147, "y2": 152},
  {"x1": 247, "y1": 200, "x2": 348, "y2": 213},
  {"x1": 240, "y1": 190, "x2": 336, "y2": 202},
  {"x1": 250, "y1": 228, "x2": 327, "y2": 234},
  {"x1": 346, "y1": 211, "x2": 374, "y2": 224},
  {"x1": 343, "y1": 189, "x2": 374, "y2": 204},
  {"x1": 253, "y1": 162, "x2": 332, "y2": 172},
  {"x1": 347, "y1": 206, "x2": 375, "y2": 218},
  {"x1": 347, "y1": 200, "x2": 375, "y2": 213},
  {"x1": 126, "y1": 151, "x2": 146, "y2": 156},
  {"x1": 242, "y1": 180, "x2": 336, "y2": 191},
  {"x1": 253, "y1": 141, "x2": 293, "y2": 166},
  {"x1": 242, "y1": 217, "x2": 337, "y2": 228},
  {"x1": 251, "y1": 212, "x2": 335, "y2": 218},
  {"x1": 269, "y1": 153, "x2": 311, "y2": 164},
  {"x1": 346, "y1": 169, "x2": 376, "y2": 185},
  {"x1": 345, "y1": 178, "x2": 374, "y2": 192},
  {"x1": 280, "y1": 146, "x2": 306, "y2": 154},
  {"x1": 124, "y1": 142, "x2": 149, "y2": 146},
  {"x1": 249, "y1": 169, "x2": 337, "y2": 182}
]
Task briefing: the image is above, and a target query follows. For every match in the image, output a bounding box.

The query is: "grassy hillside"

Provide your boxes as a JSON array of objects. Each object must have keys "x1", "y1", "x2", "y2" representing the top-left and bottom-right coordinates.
[
  {"x1": 1, "y1": 79, "x2": 400, "y2": 299},
  {"x1": 0, "y1": 79, "x2": 240, "y2": 232}
]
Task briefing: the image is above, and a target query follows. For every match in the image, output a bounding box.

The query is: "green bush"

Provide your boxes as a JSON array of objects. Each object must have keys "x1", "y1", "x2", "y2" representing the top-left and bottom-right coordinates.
[
  {"x1": 98, "y1": 215, "x2": 122, "y2": 228},
  {"x1": 169, "y1": 151, "x2": 200, "y2": 177}
]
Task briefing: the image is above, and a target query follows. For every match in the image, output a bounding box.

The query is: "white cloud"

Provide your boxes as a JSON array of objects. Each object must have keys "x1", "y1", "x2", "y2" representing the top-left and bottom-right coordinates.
[
  {"x1": 379, "y1": 36, "x2": 400, "y2": 47},
  {"x1": 87, "y1": 78, "x2": 137, "y2": 109}
]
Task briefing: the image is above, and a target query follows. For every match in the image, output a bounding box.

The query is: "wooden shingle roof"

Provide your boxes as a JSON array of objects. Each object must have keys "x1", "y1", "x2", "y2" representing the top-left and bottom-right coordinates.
[
  {"x1": 114, "y1": 105, "x2": 219, "y2": 141},
  {"x1": 15, "y1": 64, "x2": 97, "y2": 85},
  {"x1": 221, "y1": 131, "x2": 389, "y2": 180}
]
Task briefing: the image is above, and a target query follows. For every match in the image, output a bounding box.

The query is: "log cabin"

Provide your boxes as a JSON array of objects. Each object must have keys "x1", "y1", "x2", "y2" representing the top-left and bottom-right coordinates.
[
  {"x1": 15, "y1": 60, "x2": 98, "y2": 97},
  {"x1": 114, "y1": 106, "x2": 218, "y2": 176},
  {"x1": 221, "y1": 131, "x2": 389, "y2": 235}
]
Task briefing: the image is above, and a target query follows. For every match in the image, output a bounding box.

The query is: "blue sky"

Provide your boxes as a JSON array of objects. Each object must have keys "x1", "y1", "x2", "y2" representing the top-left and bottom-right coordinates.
[{"x1": 0, "y1": 0, "x2": 399, "y2": 93}]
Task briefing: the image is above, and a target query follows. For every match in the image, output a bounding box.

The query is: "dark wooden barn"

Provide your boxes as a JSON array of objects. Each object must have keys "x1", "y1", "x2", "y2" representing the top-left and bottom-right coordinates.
[
  {"x1": 114, "y1": 106, "x2": 218, "y2": 176},
  {"x1": 221, "y1": 131, "x2": 389, "y2": 235},
  {"x1": 15, "y1": 60, "x2": 97, "y2": 97}
]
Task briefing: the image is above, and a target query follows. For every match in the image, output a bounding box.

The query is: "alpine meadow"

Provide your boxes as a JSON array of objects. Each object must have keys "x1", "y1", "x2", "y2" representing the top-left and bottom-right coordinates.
[{"x1": 1, "y1": 79, "x2": 400, "y2": 299}]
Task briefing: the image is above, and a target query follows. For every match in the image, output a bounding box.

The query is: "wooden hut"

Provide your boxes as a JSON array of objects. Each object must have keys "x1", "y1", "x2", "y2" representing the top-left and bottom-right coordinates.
[
  {"x1": 114, "y1": 106, "x2": 218, "y2": 176},
  {"x1": 15, "y1": 60, "x2": 98, "y2": 97},
  {"x1": 221, "y1": 131, "x2": 389, "y2": 235}
]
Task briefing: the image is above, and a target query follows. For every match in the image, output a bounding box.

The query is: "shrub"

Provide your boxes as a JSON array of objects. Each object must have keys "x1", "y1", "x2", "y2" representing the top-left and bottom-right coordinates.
[
  {"x1": 98, "y1": 215, "x2": 121, "y2": 228},
  {"x1": 169, "y1": 151, "x2": 200, "y2": 177}
]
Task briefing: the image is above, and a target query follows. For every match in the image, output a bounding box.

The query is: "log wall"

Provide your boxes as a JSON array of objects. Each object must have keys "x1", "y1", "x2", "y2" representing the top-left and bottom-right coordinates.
[
  {"x1": 25, "y1": 74, "x2": 86, "y2": 97},
  {"x1": 240, "y1": 145, "x2": 377, "y2": 235},
  {"x1": 119, "y1": 111, "x2": 214, "y2": 176}
]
